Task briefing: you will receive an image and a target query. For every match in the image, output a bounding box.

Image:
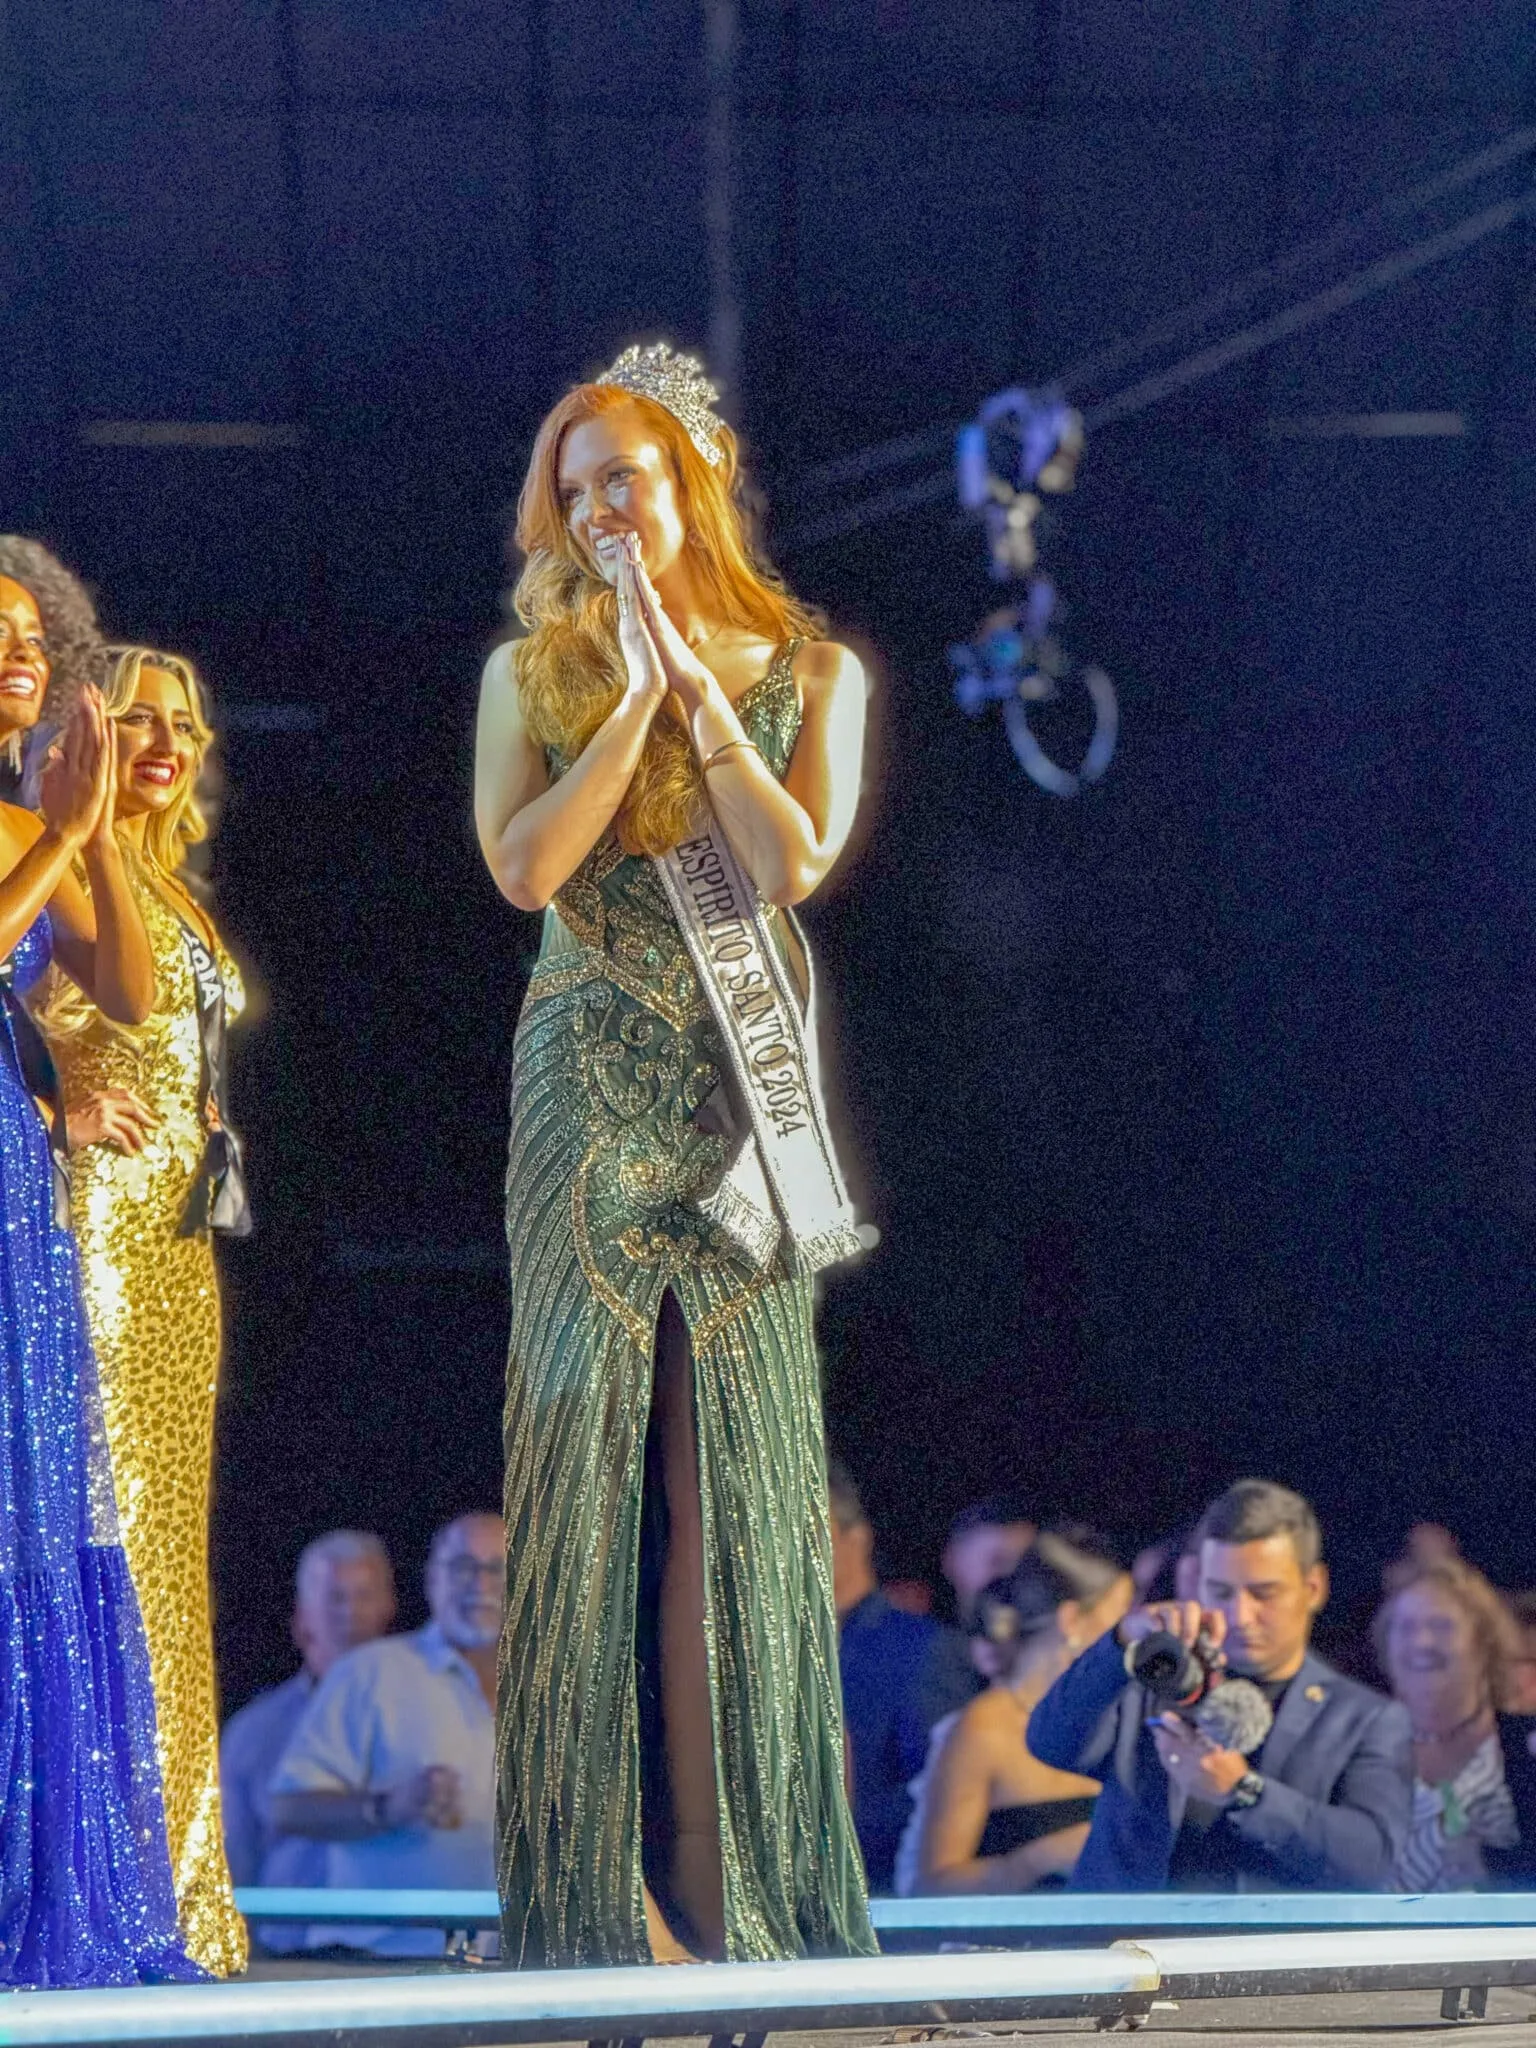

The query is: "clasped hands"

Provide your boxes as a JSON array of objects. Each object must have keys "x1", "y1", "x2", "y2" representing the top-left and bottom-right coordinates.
[
  {"x1": 381, "y1": 1763, "x2": 465, "y2": 1832},
  {"x1": 1120, "y1": 1599, "x2": 1250, "y2": 1805},
  {"x1": 613, "y1": 535, "x2": 724, "y2": 735}
]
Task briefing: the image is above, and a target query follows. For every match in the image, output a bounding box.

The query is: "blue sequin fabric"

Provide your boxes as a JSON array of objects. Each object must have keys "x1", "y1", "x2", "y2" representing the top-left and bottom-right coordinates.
[{"x1": 0, "y1": 914, "x2": 198, "y2": 1987}]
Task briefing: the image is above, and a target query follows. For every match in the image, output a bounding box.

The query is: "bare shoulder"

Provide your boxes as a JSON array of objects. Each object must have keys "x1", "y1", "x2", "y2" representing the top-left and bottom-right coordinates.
[
  {"x1": 476, "y1": 639, "x2": 535, "y2": 756},
  {"x1": 926, "y1": 1687, "x2": 1007, "y2": 1784},
  {"x1": 479, "y1": 638, "x2": 521, "y2": 696},
  {"x1": 928, "y1": 1686, "x2": 1006, "y2": 1771},
  {"x1": 792, "y1": 640, "x2": 867, "y2": 735},
  {"x1": 959, "y1": 1683, "x2": 1017, "y2": 1736},
  {"x1": 0, "y1": 802, "x2": 44, "y2": 856},
  {"x1": 793, "y1": 638, "x2": 865, "y2": 696}
]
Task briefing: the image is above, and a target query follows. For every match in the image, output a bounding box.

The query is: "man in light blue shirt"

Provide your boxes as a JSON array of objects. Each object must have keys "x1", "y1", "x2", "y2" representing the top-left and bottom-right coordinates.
[
  {"x1": 269, "y1": 1513, "x2": 503, "y2": 1958},
  {"x1": 220, "y1": 1530, "x2": 397, "y2": 1953}
]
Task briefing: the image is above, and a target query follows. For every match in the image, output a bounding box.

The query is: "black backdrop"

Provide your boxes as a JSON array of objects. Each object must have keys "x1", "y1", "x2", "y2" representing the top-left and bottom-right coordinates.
[{"x1": 4, "y1": 0, "x2": 1534, "y2": 1706}]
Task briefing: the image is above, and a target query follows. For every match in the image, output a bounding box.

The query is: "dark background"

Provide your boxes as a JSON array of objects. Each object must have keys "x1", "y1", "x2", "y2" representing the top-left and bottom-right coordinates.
[{"x1": 3, "y1": 0, "x2": 1534, "y2": 1705}]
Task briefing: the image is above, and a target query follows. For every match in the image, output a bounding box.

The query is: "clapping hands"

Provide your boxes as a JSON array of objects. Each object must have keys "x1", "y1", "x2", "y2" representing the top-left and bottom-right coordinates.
[{"x1": 39, "y1": 690, "x2": 116, "y2": 852}]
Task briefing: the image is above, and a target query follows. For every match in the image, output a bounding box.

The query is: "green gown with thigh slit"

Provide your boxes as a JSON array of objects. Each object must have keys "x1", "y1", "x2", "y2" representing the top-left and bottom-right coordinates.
[{"x1": 495, "y1": 642, "x2": 876, "y2": 1967}]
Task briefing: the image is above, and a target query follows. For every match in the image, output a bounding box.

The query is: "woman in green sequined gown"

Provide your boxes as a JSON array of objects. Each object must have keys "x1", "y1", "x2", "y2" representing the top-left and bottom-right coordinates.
[{"x1": 475, "y1": 356, "x2": 875, "y2": 1968}]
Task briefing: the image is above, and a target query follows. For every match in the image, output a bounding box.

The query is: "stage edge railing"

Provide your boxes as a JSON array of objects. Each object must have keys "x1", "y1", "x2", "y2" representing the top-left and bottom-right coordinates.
[{"x1": 6, "y1": 1928, "x2": 1536, "y2": 2046}]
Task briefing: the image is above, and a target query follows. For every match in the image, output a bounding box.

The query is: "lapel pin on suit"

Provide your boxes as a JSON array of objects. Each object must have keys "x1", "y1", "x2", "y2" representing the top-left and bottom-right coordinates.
[{"x1": 1304, "y1": 1683, "x2": 1326, "y2": 1703}]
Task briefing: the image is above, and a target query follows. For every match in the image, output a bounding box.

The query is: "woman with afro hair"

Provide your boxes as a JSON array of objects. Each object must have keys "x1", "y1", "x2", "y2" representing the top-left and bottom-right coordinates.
[{"x1": 0, "y1": 536, "x2": 196, "y2": 1985}]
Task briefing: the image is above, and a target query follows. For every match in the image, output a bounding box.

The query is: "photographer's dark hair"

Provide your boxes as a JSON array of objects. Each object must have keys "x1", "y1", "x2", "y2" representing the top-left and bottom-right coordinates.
[{"x1": 1202, "y1": 1479, "x2": 1322, "y2": 1572}]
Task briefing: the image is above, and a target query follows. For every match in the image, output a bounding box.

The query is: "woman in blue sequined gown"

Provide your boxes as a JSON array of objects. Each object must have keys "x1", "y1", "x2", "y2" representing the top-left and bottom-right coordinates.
[{"x1": 0, "y1": 541, "x2": 196, "y2": 1987}]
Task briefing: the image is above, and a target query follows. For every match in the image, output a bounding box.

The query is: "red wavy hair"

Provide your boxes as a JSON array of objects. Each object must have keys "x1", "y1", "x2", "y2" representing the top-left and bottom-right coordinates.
[{"x1": 508, "y1": 382, "x2": 816, "y2": 856}]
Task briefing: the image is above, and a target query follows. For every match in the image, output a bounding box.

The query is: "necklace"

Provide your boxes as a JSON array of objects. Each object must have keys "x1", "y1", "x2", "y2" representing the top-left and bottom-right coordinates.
[{"x1": 1410, "y1": 1699, "x2": 1491, "y2": 1747}]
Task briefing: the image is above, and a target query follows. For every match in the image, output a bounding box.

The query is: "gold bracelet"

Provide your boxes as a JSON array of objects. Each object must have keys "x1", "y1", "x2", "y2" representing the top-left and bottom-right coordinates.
[{"x1": 701, "y1": 738, "x2": 762, "y2": 773}]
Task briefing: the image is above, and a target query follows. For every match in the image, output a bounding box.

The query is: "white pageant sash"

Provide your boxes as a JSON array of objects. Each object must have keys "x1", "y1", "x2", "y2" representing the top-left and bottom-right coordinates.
[{"x1": 655, "y1": 823, "x2": 865, "y2": 1275}]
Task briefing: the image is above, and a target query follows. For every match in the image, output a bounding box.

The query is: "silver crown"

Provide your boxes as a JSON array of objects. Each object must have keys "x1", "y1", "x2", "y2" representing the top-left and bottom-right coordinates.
[{"x1": 596, "y1": 341, "x2": 725, "y2": 466}]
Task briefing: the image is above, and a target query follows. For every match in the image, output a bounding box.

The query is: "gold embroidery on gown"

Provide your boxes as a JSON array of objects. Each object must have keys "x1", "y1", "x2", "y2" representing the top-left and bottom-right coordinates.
[
  {"x1": 496, "y1": 646, "x2": 876, "y2": 1966},
  {"x1": 39, "y1": 861, "x2": 249, "y2": 1977}
]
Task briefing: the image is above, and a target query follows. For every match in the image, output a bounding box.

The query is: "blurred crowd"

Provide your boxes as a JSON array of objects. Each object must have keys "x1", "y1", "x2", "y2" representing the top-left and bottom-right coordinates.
[{"x1": 221, "y1": 1475, "x2": 1536, "y2": 1956}]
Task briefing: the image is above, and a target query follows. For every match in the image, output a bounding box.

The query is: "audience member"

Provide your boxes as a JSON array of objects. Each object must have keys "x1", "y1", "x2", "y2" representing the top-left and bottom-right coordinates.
[
  {"x1": 1029, "y1": 1478, "x2": 1411, "y2": 1890},
  {"x1": 269, "y1": 1513, "x2": 503, "y2": 1956},
  {"x1": 942, "y1": 1496, "x2": 1037, "y2": 1626},
  {"x1": 224, "y1": 1475, "x2": 1534, "y2": 1929},
  {"x1": 899, "y1": 1532, "x2": 1132, "y2": 1896},
  {"x1": 220, "y1": 1530, "x2": 396, "y2": 1952},
  {"x1": 1375, "y1": 1553, "x2": 1536, "y2": 1890},
  {"x1": 829, "y1": 1459, "x2": 977, "y2": 1892},
  {"x1": 884, "y1": 1579, "x2": 936, "y2": 1617},
  {"x1": 1505, "y1": 1591, "x2": 1536, "y2": 1716}
]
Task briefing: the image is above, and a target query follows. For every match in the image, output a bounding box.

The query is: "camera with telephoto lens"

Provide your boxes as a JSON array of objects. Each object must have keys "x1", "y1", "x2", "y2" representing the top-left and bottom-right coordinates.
[
  {"x1": 1126, "y1": 1627, "x2": 1222, "y2": 1707},
  {"x1": 1126, "y1": 1627, "x2": 1275, "y2": 1757}
]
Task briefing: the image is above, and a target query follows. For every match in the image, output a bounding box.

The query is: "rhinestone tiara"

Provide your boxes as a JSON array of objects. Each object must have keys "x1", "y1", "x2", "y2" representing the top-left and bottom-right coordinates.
[{"x1": 596, "y1": 341, "x2": 725, "y2": 467}]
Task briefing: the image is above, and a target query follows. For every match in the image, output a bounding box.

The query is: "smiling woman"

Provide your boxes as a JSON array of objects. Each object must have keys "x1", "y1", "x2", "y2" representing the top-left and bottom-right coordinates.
[
  {"x1": 497, "y1": 375, "x2": 828, "y2": 880},
  {"x1": 0, "y1": 541, "x2": 197, "y2": 1987},
  {"x1": 36, "y1": 642, "x2": 251, "y2": 1976},
  {"x1": 476, "y1": 347, "x2": 873, "y2": 1969},
  {"x1": 1375, "y1": 1555, "x2": 1536, "y2": 1892}
]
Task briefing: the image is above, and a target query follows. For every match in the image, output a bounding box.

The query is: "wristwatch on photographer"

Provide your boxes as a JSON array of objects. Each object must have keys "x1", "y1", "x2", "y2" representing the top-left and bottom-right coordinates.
[{"x1": 1228, "y1": 1769, "x2": 1264, "y2": 1811}]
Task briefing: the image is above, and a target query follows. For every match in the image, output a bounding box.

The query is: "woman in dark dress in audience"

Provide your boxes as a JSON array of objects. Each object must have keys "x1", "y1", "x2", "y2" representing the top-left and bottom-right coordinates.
[{"x1": 898, "y1": 1533, "x2": 1132, "y2": 1895}]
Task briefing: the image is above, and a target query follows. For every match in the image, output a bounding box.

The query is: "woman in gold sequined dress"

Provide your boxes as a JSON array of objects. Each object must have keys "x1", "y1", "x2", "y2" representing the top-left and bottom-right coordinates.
[
  {"x1": 37, "y1": 646, "x2": 249, "y2": 1976},
  {"x1": 476, "y1": 347, "x2": 874, "y2": 1968}
]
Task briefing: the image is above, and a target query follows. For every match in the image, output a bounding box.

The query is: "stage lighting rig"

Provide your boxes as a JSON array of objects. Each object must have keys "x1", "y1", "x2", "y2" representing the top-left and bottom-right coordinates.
[{"x1": 949, "y1": 388, "x2": 1117, "y2": 798}]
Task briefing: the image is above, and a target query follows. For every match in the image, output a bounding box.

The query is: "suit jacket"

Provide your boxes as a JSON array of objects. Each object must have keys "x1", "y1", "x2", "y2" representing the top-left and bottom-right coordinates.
[
  {"x1": 839, "y1": 1591, "x2": 978, "y2": 1891},
  {"x1": 1486, "y1": 1714, "x2": 1536, "y2": 1888},
  {"x1": 1027, "y1": 1631, "x2": 1412, "y2": 1890}
]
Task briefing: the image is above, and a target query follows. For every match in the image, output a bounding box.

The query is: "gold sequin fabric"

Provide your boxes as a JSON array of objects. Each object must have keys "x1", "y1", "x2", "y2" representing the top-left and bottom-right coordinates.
[
  {"x1": 496, "y1": 645, "x2": 875, "y2": 1967},
  {"x1": 40, "y1": 866, "x2": 249, "y2": 1978}
]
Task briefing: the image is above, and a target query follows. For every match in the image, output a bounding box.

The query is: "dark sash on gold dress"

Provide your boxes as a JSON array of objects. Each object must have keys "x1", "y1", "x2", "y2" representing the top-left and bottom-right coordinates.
[{"x1": 42, "y1": 865, "x2": 249, "y2": 1976}]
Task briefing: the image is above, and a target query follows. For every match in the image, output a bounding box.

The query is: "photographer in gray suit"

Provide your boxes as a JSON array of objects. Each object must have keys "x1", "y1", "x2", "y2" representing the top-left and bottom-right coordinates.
[{"x1": 1029, "y1": 1480, "x2": 1412, "y2": 1890}]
